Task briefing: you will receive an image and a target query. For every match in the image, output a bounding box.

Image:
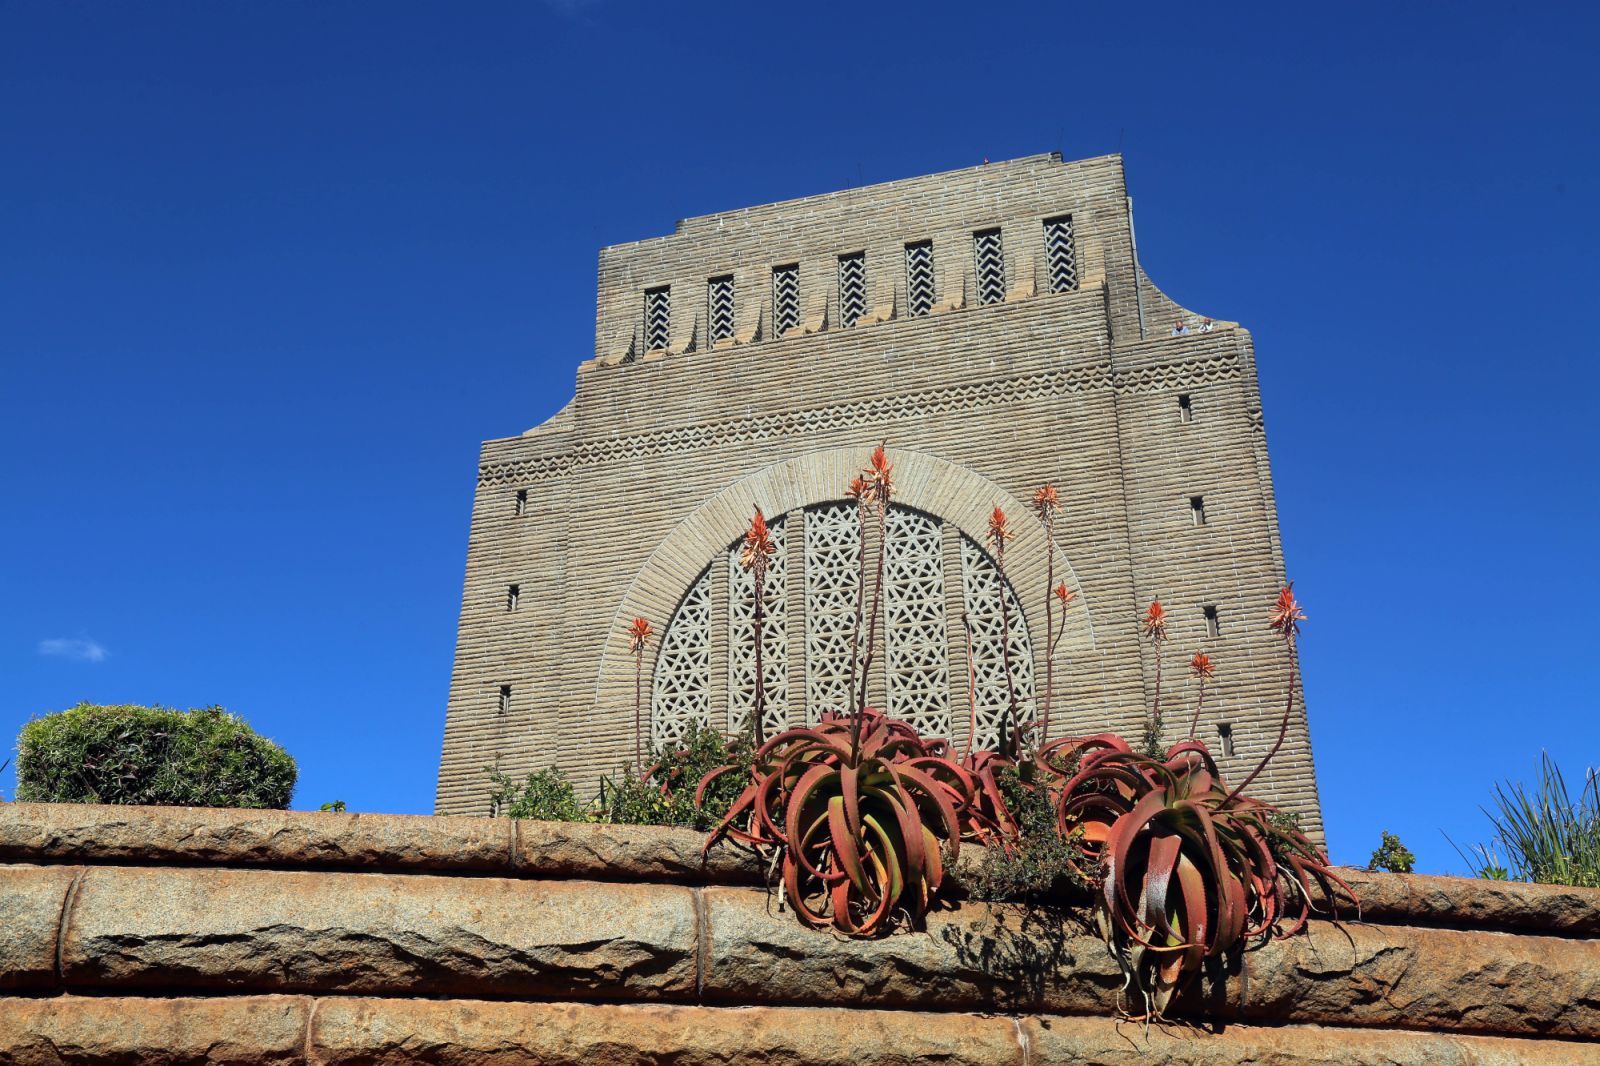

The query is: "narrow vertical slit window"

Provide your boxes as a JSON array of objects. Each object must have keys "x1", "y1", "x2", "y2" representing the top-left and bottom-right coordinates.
[
  {"x1": 1218, "y1": 723, "x2": 1235, "y2": 757},
  {"x1": 707, "y1": 275, "x2": 735, "y2": 344},
  {"x1": 973, "y1": 228, "x2": 1005, "y2": 305},
  {"x1": 1203, "y1": 605, "x2": 1220, "y2": 638},
  {"x1": 507, "y1": 584, "x2": 520, "y2": 611},
  {"x1": 514, "y1": 488, "x2": 527, "y2": 516},
  {"x1": 1190, "y1": 496, "x2": 1207, "y2": 526},
  {"x1": 1044, "y1": 214, "x2": 1078, "y2": 293},
  {"x1": 644, "y1": 286, "x2": 671, "y2": 351},
  {"x1": 1178, "y1": 394, "x2": 1193, "y2": 423},
  {"x1": 838, "y1": 252, "x2": 867, "y2": 327},
  {"x1": 772, "y1": 264, "x2": 800, "y2": 335},
  {"x1": 497, "y1": 685, "x2": 511, "y2": 715},
  {"x1": 904, "y1": 241, "x2": 934, "y2": 316}
]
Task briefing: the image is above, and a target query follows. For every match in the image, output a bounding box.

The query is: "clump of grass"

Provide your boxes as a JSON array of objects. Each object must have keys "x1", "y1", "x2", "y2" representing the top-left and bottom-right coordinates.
[{"x1": 1452, "y1": 753, "x2": 1600, "y2": 888}]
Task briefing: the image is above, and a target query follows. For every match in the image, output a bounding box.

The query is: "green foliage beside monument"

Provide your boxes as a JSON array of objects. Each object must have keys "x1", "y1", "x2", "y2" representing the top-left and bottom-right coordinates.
[{"x1": 15, "y1": 703, "x2": 296, "y2": 809}]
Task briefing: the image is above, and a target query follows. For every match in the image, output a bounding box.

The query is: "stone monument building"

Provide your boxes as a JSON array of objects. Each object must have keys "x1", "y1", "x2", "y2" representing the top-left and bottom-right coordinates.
[{"x1": 435, "y1": 152, "x2": 1324, "y2": 838}]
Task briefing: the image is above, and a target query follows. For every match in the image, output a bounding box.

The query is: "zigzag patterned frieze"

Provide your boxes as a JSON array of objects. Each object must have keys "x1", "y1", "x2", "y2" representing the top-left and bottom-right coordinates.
[{"x1": 477, "y1": 353, "x2": 1240, "y2": 486}]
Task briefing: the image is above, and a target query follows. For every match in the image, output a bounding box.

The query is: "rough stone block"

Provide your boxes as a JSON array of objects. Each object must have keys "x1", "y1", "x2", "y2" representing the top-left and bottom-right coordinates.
[
  {"x1": 0, "y1": 995, "x2": 307, "y2": 1065},
  {"x1": 0, "y1": 802, "x2": 510, "y2": 873},
  {"x1": 0, "y1": 863, "x2": 79, "y2": 991},
  {"x1": 60, "y1": 866, "x2": 697, "y2": 999}
]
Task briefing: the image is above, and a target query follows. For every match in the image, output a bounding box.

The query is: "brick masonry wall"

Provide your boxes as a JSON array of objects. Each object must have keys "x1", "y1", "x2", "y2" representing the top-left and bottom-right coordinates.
[{"x1": 437, "y1": 153, "x2": 1324, "y2": 842}]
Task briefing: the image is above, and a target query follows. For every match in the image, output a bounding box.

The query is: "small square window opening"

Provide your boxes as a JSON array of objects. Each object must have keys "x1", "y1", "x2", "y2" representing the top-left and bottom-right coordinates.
[
  {"x1": 1203, "y1": 605, "x2": 1220, "y2": 638},
  {"x1": 1190, "y1": 496, "x2": 1207, "y2": 526}
]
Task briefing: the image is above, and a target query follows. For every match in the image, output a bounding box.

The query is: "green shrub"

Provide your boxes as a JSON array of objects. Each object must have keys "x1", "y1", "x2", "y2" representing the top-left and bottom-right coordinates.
[
  {"x1": 598, "y1": 722, "x2": 754, "y2": 831},
  {"x1": 1367, "y1": 830, "x2": 1416, "y2": 873},
  {"x1": 964, "y1": 764, "x2": 1087, "y2": 902},
  {"x1": 486, "y1": 766, "x2": 587, "y2": 821},
  {"x1": 1454, "y1": 753, "x2": 1599, "y2": 888},
  {"x1": 16, "y1": 703, "x2": 296, "y2": 809}
]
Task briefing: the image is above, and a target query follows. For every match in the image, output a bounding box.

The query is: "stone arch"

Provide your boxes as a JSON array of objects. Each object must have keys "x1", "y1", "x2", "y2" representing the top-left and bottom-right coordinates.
[{"x1": 596, "y1": 447, "x2": 1099, "y2": 748}]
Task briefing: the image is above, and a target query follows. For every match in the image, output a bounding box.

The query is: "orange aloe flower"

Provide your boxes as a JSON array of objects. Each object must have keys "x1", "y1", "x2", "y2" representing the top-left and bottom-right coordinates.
[
  {"x1": 1142, "y1": 600, "x2": 1168, "y2": 642},
  {"x1": 1053, "y1": 581, "x2": 1076, "y2": 606},
  {"x1": 1189, "y1": 652, "x2": 1215, "y2": 680},
  {"x1": 845, "y1": 474, "x2": 871, "y2": 502},
  {"x1": 987, "y1": 505, "x2": 1011, "y2": 546},
  {"x1": 740, "y1": 507, "x2": 776, "y2": 570},
  {"x1": 864, "y1": 444, "x2": 893, "y2": 496},
  {"x1": 1268, "y1": 583, "x2": 1306, "y2": 638},
  {"x1": 626, "y1": 617, "x2": 653, "y2": 654},
  {"x1": 1031, "y1": 484, "x2": 1060, "y2": 518}
]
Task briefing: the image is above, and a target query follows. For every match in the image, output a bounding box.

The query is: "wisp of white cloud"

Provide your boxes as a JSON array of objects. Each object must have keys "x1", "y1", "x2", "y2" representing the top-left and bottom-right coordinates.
[{"x1": 37, "y1": 638, "x2": 108, "y2": 663}]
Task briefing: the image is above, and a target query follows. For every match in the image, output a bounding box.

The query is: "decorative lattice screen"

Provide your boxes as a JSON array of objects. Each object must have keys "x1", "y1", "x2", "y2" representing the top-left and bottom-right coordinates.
[
  {"x1": 1044, "y1": 215, "x2": 1078, "y2": 294},
  {"x1": 803, "y1": 503, "x2": 861, "y2": 722},
  {"x1": 772, "y1": 264, "x2": 800, "y2": 336},
  {"x1": 708, "y1": 275, "x2": 734, "y2": 344},
  {"x1": 650, "y1": 565, "x2": 712, "y2": 746},
  {"x1": 958, "y1": 535, "x2": 1038, "y2": 750},
  {"x1": 644, "y1": 286, "x2": 672, "y2": 351},
  {"x1": 837, "y1": 253, "x2": 867, "y2": 328},
  {"x1": 727, "y1": 515, "x2": 788, "y2": 738},
  {"x1": 883, "y1": 506, "x2": 951, "y2": 738},
  {"x1": 904, "y1": 241, "x2": 934, "y2": 317},
  {"x1": 650, "y1": 505, "x2": 1034, "y2": 749},
  {"x1": 973, "y1": 228, "x2": 1005, "y2": 306}
]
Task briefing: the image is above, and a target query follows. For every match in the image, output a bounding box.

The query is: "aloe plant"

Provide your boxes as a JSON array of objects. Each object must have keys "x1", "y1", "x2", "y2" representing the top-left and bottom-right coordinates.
[{"x1": 701, "y1": 708, "x2": 973, "y2": 936}]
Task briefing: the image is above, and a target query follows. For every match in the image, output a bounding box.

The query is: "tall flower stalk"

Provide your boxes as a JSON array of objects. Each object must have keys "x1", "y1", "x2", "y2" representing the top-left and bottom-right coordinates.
[
  {"x1": 1030, "y1": 486, "x2": 1060, "y2": 742},
  {"x1": 1184, "y1": 652, "x2": 1215, "y2": 740},
  {"x1": 740, "y1": 507, "x2": 776, "y2": 746},
  {"x1": 1140, "y1": 600, "x2": 1168, "y2": 755},
  {"x1": 987, "y1": 506, "x2": 1021, "y2": 754},
  {"x1": 1225, "y1": 584, "x2": 1304, "y2": 804},
  {"x1": 843, "y1": 475, "x2": 871, "y2": 728},
  {"x1": 852, "y1": 447, "x2": 893, "y2": 756},
  {"x1": 626, "y1": 616, "x2": 654, "y2": 765}
]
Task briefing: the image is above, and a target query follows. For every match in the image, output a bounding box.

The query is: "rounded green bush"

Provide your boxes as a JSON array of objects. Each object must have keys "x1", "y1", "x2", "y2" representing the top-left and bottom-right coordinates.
[{"x1": 15, "y1": 703, "x2": 296, "y2": 809}]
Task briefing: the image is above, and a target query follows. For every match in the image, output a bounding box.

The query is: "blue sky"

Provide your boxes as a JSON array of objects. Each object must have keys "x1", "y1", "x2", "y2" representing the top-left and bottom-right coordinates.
[{"x1": 3, "y1": 2, "x2": 1595, "y2": 872}]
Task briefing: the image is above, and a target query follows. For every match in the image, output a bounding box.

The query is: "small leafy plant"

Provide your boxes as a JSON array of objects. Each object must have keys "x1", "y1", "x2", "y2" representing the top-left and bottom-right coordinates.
[
  {"x1": 1368, "y1": 830, "x2": 1416, "y2": 874},
  {"x1": 487, "y1": 765, "x2": 588, "y2": 821}
]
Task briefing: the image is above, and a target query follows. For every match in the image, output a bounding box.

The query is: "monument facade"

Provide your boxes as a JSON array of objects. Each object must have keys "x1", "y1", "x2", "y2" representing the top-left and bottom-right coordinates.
[{"x1": 436, "y1": 152, "x2": 1323, "y2": 838}]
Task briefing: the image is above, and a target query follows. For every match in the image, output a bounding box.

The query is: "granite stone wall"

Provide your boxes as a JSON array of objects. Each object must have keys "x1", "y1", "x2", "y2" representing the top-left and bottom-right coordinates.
[{"x1": 2, "y1": 803, "x2": 1598, "y2": 1063}]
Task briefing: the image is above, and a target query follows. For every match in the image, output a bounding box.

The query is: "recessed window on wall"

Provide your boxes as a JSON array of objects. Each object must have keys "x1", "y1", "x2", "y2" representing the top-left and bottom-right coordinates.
[
  {"x1": 1218, "y1": 722, "x2": 1235, "y2": 757},
  {"x1": 838, "y1": 252, "x2": 866, "y2": 327},
  {"x1": 1203, "y1": 604, "x2": 1220, "y2": 638},
  {"x1": 498, "y1": 685, "x2": 511, "y2": 715},
  {"x1": 1190, "y1": 496, "x2": 1207, "y2": 526},
  {"x1": 772, "y1": 264, "x2": 800, "y2": 335},
  {"x1": 507, "y1": 584, "x2": 520, "y2": 611},
  {"x1": 707, "y1": 275, "x2": 735, "y2": 344},
  {"x1": 973, "y1": 228, "x2": 1005, "y2": 305},
  {"x1": 644, "y1": 286, "x2": 671, "y2": 351},
  {"x1": 1043, "y1": 214, "x2": 1078, "y2": 293},
  {"x1": 1178, "y1": 394, "x2": 1193, "y2": 423},
  {"x1": 904, "y1": 241, "x2": 935, "y2": 317},
  {"x1": 514, "y1": 488, "x2": 527, "y2": 516}
]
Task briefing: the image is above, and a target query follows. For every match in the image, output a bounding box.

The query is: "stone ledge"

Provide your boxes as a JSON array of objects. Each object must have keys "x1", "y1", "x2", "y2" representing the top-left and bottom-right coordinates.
[
  {"x1": 0, "y1": 996, "x2": 1588, "y2": 1066},
  {"x1": 3, "y1": 862, "x2": 1596, "y2": 1040},
  {"x1": 6, "y1": 803, "x2": 1598, "y2": 939},
  {"x1": 0, "y1": 802, "x2": 763, "y2": 884}
]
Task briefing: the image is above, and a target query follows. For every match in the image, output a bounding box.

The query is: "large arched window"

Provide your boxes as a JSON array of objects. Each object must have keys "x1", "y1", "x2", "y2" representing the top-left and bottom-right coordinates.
[{"x1": 650, "y1": 502, "x2": 1034, "y2": 751}]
